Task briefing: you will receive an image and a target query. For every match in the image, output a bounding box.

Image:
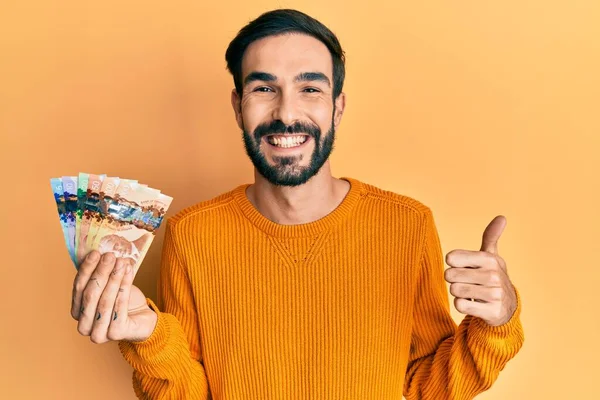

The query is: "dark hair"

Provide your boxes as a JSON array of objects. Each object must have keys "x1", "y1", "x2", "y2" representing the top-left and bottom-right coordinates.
[{"x1": 225, "y1": 9, "x2": 346, "y2": 99}]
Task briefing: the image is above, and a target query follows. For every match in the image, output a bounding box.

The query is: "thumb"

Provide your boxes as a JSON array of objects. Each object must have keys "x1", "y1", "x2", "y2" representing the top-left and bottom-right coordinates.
[{"x1": 480, "y1": 215, "x2": 507, "y2": 254}]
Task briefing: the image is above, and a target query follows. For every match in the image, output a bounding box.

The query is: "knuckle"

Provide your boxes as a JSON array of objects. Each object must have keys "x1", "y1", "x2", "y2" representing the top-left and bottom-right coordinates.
[
  {"x1": 454, "y1": 297, "x2": 466, "y2": 313},
  {"x1": 101, "y1": 252, "x2": 116, "y2": 266},
  {"x1": 91, "y1": 270, "x2": 106, "y2": 282},
  {"x1": 489, "y1": 288, "x2": 500, "y2": 301},
  {"x1": 106, "y1": 328, "x2": 121, "y2": 342},
  {"x1": 445, "y1": 251, "x2": 456, "y2": 265},
  {"x1": 75, "y1": 275, "x2": 90, "y2": 289},
  {"x1": 496, "y1": 288, "x2": 505, "y2": 302},
  {"x1": 449, "y1": 283, "x2": 460, "y2": 297},
  {"x1": 114, "y1": 294, "x2": 125, "y2": 308},
  {"x1": 73, "y1": 276, "x2": 86, "y2": 293},
  {"x1": 449, "y1": 283, "x2": 456, "y2": 296},
  {"x1": 93, "y1": 263, "x2": 113, "y2": 279},
  {"x1": 109, "y1": 266, "x2": 124, "y2": 281},
  {"x1": 80, "y1": 260, "x2": 99, "y2": 274},
  {"x1": 122, "y1": 269, "x2": 134, "y2": 284},
  {"x1": 74, "y1": 282, "x2": 86, "y2": 294},
  {"x1": 77, "y1": 324, "x2": 90, "y2": 336},
  {"x1": 488, "y1": 271, "x2": 501, "y2": 286},
  {"x1": 90, "y1": 333, "x2": 106, "y2": 344},
  {"x1": 482, "y1": 250, "x2": 494, "y2": 259},
  {"x1": 97, "y1": 299, "x2": 109, "y2": 312},
  {"x1": 489, "y1": 254, "x2": 501, "y2": 269},
  {"x1": 82, "y1": 290, "x2": 96, "y2": 305},
  {"x1": 444, "y1": 269, "x2": 453, "y2": 281}
]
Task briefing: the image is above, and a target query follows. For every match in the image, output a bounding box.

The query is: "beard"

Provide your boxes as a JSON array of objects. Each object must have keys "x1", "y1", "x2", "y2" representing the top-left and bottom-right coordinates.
[{"x1": 241, "y1": 111, "x2": 336, "y2": 187}]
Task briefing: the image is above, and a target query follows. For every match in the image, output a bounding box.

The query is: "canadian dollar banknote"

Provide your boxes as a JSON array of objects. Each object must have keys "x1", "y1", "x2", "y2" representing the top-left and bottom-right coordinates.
[{"x1": 50, "y1": 173, "x2": 172, "y2": 271}]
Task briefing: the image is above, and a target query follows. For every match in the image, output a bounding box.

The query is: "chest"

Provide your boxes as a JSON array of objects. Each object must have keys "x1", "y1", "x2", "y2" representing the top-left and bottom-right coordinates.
[{"x1": 188, "y1": 224, "x2": 421, "y2": 337}]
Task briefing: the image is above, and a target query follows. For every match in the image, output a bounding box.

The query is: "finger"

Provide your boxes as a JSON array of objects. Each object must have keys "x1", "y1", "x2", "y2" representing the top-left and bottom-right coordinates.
[
  {"x1": 454, "y1": 297, "x2": 490, "y2": 319},
  {"x1": 71, "y1": 251, "x2": 101, "y2": 320},
  {"x1": 449, "y1": 283, "x2": 504, "y2": 303},
  {"x1": 77, "y1": 252, "x2": 116, "y2": 336},
  {"x1": 445, "y1": 250, "x2": 497, "y2": 269},
  {"x1": 108, "y1": 259, "x2": 135, "y2": 339},
  {"x1": 89, "y1": 258, "x2": 128, "y2": 344},
  {"x1": 445, "y1": 267, "x2": 504, "y2": 287},
  {"x1": 480, "y1": 215, "x2": 506, "y2": 255}
]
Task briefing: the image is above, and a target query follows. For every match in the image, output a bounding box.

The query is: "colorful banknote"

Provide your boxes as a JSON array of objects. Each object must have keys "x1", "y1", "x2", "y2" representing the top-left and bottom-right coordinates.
[
  {"x1": 84, "y1": 176, "x2": 122, "y2": 254},
  {"x1": 75, "y1": 172, "x2": 90, "y2": 255},
  {"x1": 133, "y1": 193, "x2": 174, "y2": 269},
  {"x1": 61, "y1": 176, "x2": 78, "y2": 265},
  {"x1": 89, "y1": 181, "x2": 163, "y2": 276},
  {"x1": 50, "y1": 173, "x2": 173, "y2": 273},
  {"x1": 76, "y1": 174, "x2": 105, "y2": 265},
  {"x1": 50, "y1": 178, "x2": 72, "y2": 262}
]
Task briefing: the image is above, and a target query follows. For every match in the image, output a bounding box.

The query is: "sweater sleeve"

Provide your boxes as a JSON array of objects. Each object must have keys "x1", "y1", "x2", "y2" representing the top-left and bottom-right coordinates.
[
  {"x1": 403, "y1": 209, "x2": 524, "y2": 400},
  {"x1": 118, "y1": 221, "x2": 210, "y2": 399}
]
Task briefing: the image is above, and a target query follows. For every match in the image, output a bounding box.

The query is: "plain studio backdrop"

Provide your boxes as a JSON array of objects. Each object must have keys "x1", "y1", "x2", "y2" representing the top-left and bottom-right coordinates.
[{"x1": 1, "y1": 1, "x2": 598, "y2": 399}]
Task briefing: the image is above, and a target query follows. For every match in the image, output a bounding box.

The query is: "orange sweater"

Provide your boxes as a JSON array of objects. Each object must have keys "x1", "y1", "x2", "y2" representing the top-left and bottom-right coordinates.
[{"x1": 119, "y1": 177, "x2": 524, "y2": 399}]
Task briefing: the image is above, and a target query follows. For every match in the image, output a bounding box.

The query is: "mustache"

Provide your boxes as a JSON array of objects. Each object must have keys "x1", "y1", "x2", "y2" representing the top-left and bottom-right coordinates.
[{"x1": 253, "y1": 120, "x2": 321, "y2": 142}]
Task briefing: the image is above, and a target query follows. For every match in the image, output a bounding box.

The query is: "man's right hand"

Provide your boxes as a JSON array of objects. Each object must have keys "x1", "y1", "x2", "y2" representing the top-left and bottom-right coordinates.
[{"x1": 71, "y1": 251, "x2": 158, "y2": 343}]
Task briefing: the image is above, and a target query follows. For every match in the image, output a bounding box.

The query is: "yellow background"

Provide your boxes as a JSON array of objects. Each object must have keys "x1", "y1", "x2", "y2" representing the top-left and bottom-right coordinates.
[{"x1": 1, "y1": 0, "x2": 598, "y2": 398}]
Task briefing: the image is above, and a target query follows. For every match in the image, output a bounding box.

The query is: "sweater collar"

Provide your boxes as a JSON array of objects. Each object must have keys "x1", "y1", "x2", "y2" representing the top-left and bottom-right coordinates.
[{"x1": 232, "y1": 177, "x2": 364, "y2": 238}]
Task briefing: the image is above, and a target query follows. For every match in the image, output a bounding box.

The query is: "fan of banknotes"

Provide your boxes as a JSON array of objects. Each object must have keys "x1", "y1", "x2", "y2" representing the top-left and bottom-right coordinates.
[{"x1": 50, "y1": 173, "x2": 173, "y2": 275}]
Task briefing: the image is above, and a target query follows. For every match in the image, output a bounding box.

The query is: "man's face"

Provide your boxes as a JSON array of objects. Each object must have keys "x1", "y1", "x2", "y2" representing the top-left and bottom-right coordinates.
[{"x1": 232, "y1": 33, "x2": 345, "y2": 187}]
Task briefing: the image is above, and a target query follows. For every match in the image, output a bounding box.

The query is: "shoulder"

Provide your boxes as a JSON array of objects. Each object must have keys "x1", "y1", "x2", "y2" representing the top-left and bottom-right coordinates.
[
  {"x1": 352, "y1": 177, "x2": 433, "y2": 218},
  {"x1": 163, "y1": 184, "x2": 244, "y2": 232},
  {"x1": 350, "y1": 177, "x2": 438, "y2": 248}
]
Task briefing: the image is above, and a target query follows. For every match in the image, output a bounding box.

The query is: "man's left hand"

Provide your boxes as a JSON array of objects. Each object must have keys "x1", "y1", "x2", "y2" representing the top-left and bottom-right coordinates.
[{"x1": 444, "y1": 215, "x2": 518, "y2": 327}]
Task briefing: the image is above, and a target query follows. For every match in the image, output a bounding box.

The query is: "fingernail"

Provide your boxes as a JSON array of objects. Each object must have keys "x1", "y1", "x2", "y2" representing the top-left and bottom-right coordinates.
[
  {"x1": 102, "y1": 253, "x2": 115, "y2": 264},
  {"x1": 87, "y1": 251, "x2": 99, "y2": 262},
  {"x1": 125, "y1": 265, "x2": 132, "y2": 274}
]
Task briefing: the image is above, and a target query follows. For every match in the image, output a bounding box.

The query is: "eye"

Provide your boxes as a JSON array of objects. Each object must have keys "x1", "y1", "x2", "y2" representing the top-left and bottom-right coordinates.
[
  {"x1": 303, "y1": 87, "x2": 320, "y2": 93},
  {"x1": 254, "y1": 86, "x2": 273, "y2": 92}
]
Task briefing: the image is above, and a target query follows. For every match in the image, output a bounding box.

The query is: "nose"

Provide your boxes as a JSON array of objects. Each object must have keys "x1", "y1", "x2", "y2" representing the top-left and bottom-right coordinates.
[{"x1": 271, "y1": 91, "x2": 299, "y2": 127}]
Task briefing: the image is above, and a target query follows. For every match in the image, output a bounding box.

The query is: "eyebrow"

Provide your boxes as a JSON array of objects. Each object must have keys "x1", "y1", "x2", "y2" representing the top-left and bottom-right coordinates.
[
  {"x1": 243, "y1": 71, "x2": 331, "y2": 87},
  {"x1": 244, "y1": 71, "x2": 276, "y2": 86}
]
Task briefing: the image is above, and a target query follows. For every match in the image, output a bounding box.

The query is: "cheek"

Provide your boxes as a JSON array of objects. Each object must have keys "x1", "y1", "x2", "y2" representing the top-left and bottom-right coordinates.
[
  {"x1": 310, "y1": 104, "x2": 334, "y2": 129},
  {"x1": 241, "y1": 98, "x2": 271, "y2": 129},
  {"x1": 304, "y1": 95, "x2": 333, "y2": 115}
]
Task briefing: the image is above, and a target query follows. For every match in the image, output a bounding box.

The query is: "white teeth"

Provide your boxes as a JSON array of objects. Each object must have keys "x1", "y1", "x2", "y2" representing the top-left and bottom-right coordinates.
[{"x1": 268, "y1": 135, "x2": 307, "y2": 148}]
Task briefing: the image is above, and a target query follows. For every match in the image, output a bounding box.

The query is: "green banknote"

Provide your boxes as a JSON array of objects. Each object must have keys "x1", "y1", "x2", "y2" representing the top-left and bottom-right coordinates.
[{"x1": 75, "y1": 172, "x2": 90, "y2": 257}]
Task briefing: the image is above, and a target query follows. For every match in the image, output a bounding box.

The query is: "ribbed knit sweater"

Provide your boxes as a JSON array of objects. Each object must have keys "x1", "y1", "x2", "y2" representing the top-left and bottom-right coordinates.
[{"x1": 118, "y1": 176, "x2": 524, "y2": 399}]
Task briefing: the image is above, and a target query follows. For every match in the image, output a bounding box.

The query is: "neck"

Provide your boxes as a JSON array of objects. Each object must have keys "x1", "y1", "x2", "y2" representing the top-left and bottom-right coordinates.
[{"x1": 246, "y1": 162, "x2": 351, "y2": 225}]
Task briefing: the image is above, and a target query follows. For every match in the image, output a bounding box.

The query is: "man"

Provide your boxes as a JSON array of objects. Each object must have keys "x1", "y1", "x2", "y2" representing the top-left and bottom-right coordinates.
[{"x1": 71, "y1": 9, "x2": 524, "y2": 399}]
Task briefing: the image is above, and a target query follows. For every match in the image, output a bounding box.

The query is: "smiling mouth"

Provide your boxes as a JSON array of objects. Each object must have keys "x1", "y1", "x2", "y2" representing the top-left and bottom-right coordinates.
[{"x1": 264, "y1": 134, "x2": 310, "y2": 149}]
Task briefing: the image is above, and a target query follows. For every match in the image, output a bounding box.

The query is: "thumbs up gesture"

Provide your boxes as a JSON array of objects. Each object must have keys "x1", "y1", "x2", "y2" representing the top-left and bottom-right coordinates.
[{"x1": 444, "y1": 215, "x2": 518, "y2": 326}]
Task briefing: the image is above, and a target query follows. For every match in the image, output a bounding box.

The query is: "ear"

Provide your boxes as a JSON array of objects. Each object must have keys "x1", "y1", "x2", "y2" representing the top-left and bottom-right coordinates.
[
  {"x1": 231, "y1": 89, "x2": 243, "y2": 130},
  {"x1": 333, "y1": 92, "x2": 346, "y2": 129}
]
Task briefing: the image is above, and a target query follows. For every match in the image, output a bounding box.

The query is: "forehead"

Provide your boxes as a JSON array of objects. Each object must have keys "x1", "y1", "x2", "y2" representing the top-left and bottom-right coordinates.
[{"x1": 241, "y1": 33, "x2": 333, "y2": 80}]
